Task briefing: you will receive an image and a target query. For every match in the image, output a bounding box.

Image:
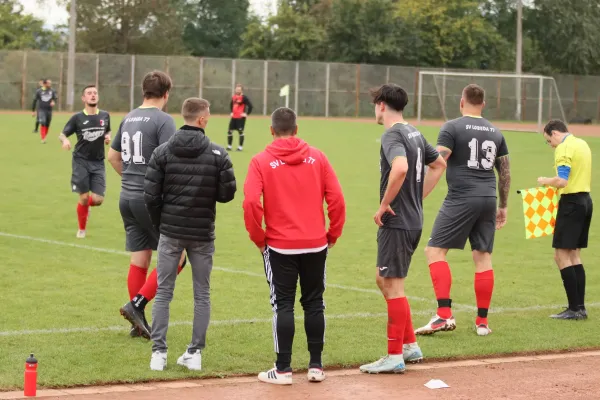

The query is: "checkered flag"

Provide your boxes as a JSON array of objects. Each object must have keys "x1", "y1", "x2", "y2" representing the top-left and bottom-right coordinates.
[{"x1": 518, "y1": 187, "x2": 558, "y2": 239}]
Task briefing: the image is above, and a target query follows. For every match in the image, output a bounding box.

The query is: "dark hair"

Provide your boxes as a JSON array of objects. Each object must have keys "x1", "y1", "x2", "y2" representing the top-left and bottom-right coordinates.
[
  {"x1": 182, "y1": 97, "x2": 210, "y2": 121},
  {"x1": 544, "y1": 119, "x2": 569, "y2": 136},
  {"x1": 82, "y1": 85, "x2": 96, "y2": 95},
  {"x1": 463, "y1": 84, "x2": 485, "y2": 105},
  {"x1": 142, "y1": 70, "x2": 172, "y2": 99},
  {"x1": 370, "y1": 84, "x2": 408, "y2": 112},
  {"x1": 42, "y1": 79, "x2": 49, "y2": 84},
  {"x1": 271, "y1": 107, "x2": 297, "y2": 136}
]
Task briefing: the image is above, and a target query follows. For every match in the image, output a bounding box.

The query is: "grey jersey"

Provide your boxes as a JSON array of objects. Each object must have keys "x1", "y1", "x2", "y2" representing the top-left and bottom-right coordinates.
[
  {"x1": 111, "y1": 107, "x2": 177, "y2": 200},
  {"x1": 438, "y1": 116, "x2": 508, "y2": 199},
  {"x1": 380, "y1": 123, "x2": 439, "y2": 230}
]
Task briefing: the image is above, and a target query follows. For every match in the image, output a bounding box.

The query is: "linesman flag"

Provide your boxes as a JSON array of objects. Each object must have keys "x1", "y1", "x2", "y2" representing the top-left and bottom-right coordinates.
[{"x1": 518, "y1": 187, "x2": 558, "y2": 239}]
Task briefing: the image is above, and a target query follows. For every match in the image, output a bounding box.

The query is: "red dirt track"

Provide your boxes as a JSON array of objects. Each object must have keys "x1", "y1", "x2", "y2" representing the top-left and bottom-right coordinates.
[{"x1": 1, "y1": 352, "x2": 599, "y2": 400}]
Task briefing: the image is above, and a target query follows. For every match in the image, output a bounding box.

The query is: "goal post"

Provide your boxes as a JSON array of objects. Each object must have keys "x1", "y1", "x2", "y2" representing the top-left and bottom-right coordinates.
[{"x1": 416, "y1": 71, "x2": 567, "y2": 133}]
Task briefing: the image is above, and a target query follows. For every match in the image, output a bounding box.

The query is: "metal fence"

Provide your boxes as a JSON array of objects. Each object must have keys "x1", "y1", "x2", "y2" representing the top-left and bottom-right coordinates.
[{"x1": 1, "y1": 50, "x2": 600, "y2": 121}]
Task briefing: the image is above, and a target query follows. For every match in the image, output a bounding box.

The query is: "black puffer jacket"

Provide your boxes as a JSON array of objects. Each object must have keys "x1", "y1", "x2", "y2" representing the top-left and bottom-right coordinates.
[{"x1": 144, "y1": 126, "x2": 236, "y2": 241}]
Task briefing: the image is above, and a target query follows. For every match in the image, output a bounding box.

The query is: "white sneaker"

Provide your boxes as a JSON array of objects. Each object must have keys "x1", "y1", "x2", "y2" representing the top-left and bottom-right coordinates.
[
  {"x1": 76, "y1": 230, "x2": 86, "y2": 239},
  {"x1": 237, "y1": 146, "x2": 243, "y2": 152},
  {"x1": 415, "y1": 314, "x2": 456, "y2": 335},
  {"x1": 227, "y1": 145, "x2": 232, "y2": 150},
  {"x1": 177, "y1": 349, "x2": 202, "y2": 371},
  {"x1": 476, "y1": 324, "x2": 492, "y2": 336},
  {"x1": 150, "y1": 351, "x2": 167, "y2": 371},
  {"x1": 307, "y1": 367, "x2": 326, "y2": 382},
  {"x1": 403, "y1": 343, "x2": 423, "y2": 364},
  {"x1": 258, "y1": 366, "x2": 292, "y2": 385}
]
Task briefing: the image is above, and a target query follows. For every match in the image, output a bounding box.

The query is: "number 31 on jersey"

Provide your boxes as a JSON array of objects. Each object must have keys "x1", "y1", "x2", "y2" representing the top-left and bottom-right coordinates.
[{"x1": 121, "y1": 131, "x2": 145, "y2": 164}]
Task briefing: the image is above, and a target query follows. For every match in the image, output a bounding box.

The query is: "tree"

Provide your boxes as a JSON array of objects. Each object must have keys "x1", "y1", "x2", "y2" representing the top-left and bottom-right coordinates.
[
  {"x1": 0, "y1": 0, "x2": 65, "y2": 50},
  {"x1": 325, "y1": 0, "x2": 404, "y2": 64},
  {"x1": 396, "y1": 0, "x2": 512, "y2": 70},
  {"x1": 240, "y1": 3, "x2": 325, "y2": 61},
  {"x1": 63, "y1": 0, "x2": 185, "y2": 54},
  {"x1": 182, "y1": 0, "x2": 250, "y2": 58},
  {"x1": 532, "y1": 0, "x2": 600, "y2": 75}
]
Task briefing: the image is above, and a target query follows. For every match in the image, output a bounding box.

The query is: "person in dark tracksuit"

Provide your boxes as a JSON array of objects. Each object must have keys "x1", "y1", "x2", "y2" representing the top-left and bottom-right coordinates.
[
  {"x1": 32, "y1": 79, "x2": 57, "y2": 143},
  {"x1": 145, "y1": 97, "x2": 236, "y2": 371}
]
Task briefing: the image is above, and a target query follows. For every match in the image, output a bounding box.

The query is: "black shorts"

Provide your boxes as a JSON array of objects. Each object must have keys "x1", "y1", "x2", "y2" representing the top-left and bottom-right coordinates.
[
  {"x1": 119, "y1": 197, "x2": 159, "y2": 252},
  {"x1": 71, "y1": 158, "x2": 106, "y2": 196},
  {"x1": 228, "y1": 118, "x2": 246, "y2": 132},
  {"x1": 428, "y1": 196, "x2": 497, "y2": 253},
  {"x1": 553, "y1": 192, "x2": 593, "y2": 249},
  {"x1": 377, "y1": 228, "x2": 422, "y2": 278},
  {"x1": 37, "y1": 110, "x2": 52, "y2": 127}
]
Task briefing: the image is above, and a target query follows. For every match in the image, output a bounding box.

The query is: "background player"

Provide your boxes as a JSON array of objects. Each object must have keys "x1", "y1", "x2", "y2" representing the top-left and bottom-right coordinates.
[
  {"x1": 32, "y1": 79, "x2": 57, "y2": 144},
  {"x1": 227, "y1": 84, "x2": 253, "y2": 152},
  {"x1": 539, "y1": 120, "x2": 592, "y2": 320},
  {"x1": 416, "y1": 84, "x2": 511, "y2": 337},
  {"x1": 58, "y1": 85, "x2": 111, "y2": 239},
  {"x1": 359, "y1": 84, "x2": 446, "y2": 374},
  {"x1": 32, "y1": 79, "x2": 44, "y2": 133},
  {"x1": 107, "y1": 70, "x2": 186, "y2": 339}
]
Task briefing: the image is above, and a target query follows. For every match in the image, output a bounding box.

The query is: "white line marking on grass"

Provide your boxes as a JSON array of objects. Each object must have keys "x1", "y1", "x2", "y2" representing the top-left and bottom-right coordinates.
[{"x1": 0, "y1": 231, "x2": 434, "y2": 303}]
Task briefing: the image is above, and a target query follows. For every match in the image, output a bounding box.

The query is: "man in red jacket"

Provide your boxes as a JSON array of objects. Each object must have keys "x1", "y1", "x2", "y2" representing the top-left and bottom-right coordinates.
[{"x1": 243, "y1": 107, "x2": 346, "y2": 385}]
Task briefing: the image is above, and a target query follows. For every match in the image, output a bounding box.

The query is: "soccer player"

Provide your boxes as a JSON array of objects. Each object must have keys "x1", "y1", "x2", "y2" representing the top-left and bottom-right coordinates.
[
  {"x1": 538, "y1": 120, "x2": 592, "y2": 320},
  {"x1": 243, "y1": 107, "x2": 346, "y2": 384},
  {"x1": 33, "y1": 79, "x2": 44, "y2": 133},
  {"x1": 227, "y1": 84, "x2": 253, "y2": 152},
  {"x1": 32, "y1": 79, "x2": 57, "y2": 144},
  {"x1": 58, "y1": 85, "x2": 111, "y2": 239},
  {"x1": 359, "y1": 84, "x2": 446, "y2": 374},
  {"x1": 416, "y1": 84, "x2": 511, "y2": 337},
  {"x1": 107, "y1": 70, "x2": 186, "y2": 339},
  {"x1": 146, "y1": 98, "x2": 236, "y2": 371}
]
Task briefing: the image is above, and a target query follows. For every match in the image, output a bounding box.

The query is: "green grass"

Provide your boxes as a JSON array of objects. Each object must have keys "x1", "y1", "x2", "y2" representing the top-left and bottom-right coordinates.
[{"x1": 0, "y1": 113, "x2": 598, "y2": 390}]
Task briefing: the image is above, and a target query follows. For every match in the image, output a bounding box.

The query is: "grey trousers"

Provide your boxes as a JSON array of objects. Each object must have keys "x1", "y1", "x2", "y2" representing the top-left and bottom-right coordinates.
[{"x1": 151, "y1": 234, "x2": 214, "y2": 353}]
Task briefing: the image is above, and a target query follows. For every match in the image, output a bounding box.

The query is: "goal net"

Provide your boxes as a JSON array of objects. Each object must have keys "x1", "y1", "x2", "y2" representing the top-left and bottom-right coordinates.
[{"x1": 416, "y1": 71, "x2": 567, "y2": 132}]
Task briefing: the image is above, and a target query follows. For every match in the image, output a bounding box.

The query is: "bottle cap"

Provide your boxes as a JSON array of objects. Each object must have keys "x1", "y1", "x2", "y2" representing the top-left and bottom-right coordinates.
[{"x1": 26, "y1": 353, "x2": 37, "y2": 364}]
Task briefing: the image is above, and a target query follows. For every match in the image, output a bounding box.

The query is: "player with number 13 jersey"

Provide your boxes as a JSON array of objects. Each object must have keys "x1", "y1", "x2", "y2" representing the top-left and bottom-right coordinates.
[
  {"x1": 108, "y1": 71, "x2": 186, "y2": 341},
  {"x1": 418, "y1": 84, "x2": 511, "y2": 338}
]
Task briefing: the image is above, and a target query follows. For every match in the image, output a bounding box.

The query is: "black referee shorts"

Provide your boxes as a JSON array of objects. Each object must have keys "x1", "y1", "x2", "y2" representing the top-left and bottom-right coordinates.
[
  {"x1": 228, "y1": 118, "x2": 246, "y2": 132},
  {"x1": 553, "y1": 192, "x2": 593, "y2": 250}
]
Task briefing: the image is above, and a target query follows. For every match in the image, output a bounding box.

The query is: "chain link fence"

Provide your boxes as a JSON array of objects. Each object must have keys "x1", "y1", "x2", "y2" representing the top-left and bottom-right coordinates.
[{"x1": 1, "y1": 50, "x2": 599, "y2": 122}]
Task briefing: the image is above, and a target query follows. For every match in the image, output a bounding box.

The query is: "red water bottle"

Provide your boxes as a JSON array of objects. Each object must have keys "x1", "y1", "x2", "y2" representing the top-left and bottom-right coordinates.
[{"x1": 24, "y1": 353, "x2": 37, "y2": 397}]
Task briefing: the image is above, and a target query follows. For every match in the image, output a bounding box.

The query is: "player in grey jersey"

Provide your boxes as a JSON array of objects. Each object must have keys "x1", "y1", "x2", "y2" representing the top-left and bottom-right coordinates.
[
  {"x1": 359, "y1": 84, "x2": 446, "y2": 374},
  {"x1": 108, "y1": 71, "x2": 186, "y2": 340},
  {"x1": 416, "y1": 84, "x2": 511, "y2": 337}
]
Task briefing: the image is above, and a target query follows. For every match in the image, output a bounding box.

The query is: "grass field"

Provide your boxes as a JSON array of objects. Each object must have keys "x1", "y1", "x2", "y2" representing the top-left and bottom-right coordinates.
[{"x1": 0, "y1": 113, "x2": 598, "y2": 390}]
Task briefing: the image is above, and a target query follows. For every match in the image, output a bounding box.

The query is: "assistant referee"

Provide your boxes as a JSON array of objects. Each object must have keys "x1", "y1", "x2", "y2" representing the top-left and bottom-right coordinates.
[{"x1": 538, "y1": 119, "x2": 592, "y2": 321}]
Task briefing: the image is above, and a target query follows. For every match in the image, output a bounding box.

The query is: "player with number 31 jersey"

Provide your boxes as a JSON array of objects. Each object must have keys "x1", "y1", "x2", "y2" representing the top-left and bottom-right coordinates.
[
  {"x1": 417, "y1": 84, "x2": 511, "y2": 338},
  {"x1": 108, "y1": 71, "x2": 186, "y2": 341}
]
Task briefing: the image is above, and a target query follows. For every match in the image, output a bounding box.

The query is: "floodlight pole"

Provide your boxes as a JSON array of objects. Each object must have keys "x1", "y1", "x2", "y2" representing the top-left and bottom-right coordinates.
[
  {"x1": 66, "y1": 0, "x2": 76, "y2": 111},
  {"x1": 515, "y1": 0, "x2": 523, "y2": 121}
]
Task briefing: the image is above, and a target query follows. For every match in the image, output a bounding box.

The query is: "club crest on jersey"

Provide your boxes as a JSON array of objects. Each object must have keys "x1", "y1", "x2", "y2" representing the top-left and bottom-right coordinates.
[{"x1": 100, "y1": 120, "x2": 105, "y2": 127}]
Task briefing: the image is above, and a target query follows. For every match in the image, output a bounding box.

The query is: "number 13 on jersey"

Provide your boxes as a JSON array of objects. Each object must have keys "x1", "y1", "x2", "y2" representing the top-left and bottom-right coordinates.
[
  {"x1": 121, "y1": 131, "x2": 145, "y2": 164},
  {"x1": 468, "y1": 138, "x2": 497, "y2": 170}
]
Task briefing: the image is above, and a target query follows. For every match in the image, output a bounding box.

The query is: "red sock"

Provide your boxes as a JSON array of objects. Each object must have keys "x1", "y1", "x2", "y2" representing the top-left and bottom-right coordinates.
[
  {"x1": 387, "y1": 297, "x2": 407, "y2": 355},
  {"x1": 41, "y1": 126, "x2": 48, "y2": 140},
  {"x1": 429, "y1": 261, "x2": 453, "y2": 319},
  {"x1": 138, "y1": 263, "x2": 184, "y2": 301},
  {"x1": 88, "y1": 196, "x2": 94, "y2": 207},
  {"x1": 475, "y1": 270, "x2": 494, "y2": 326},
  {"x1": 403, "y1": 299, "x2": 417, "y2": 345},
  {"x1": 127, "y1": 264, "x2": 148, "y2": 301},
  {"x1": 76, "y1": 202, "x2": 89, "y2": 230}
]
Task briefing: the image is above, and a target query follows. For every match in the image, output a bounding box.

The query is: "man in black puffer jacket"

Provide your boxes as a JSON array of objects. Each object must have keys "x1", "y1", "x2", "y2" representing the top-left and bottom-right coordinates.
[{"x1": 144, "y1": 97, "x2": 236, "y2": 372}]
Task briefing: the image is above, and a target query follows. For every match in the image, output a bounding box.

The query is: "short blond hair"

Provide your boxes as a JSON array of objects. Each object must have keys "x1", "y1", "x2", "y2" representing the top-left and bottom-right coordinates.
[{"x1": 182, "y1": 98, "x2": 210, "y2": 122}]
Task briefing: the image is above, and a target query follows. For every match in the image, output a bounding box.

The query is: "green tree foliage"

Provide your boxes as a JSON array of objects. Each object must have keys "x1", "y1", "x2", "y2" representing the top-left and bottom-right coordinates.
[
  {"x1": 65, "y1": 0, "x2": 185, "y2": 54},
  {"x1": 0, "y1": 0, "x2": 64, "y2": 50},
  {"x1": 532, "y1": 0, "x2": 600, "y2": 75},
  {"x1": 182, "y1": 0, "x2": 250, "y2": 58}
]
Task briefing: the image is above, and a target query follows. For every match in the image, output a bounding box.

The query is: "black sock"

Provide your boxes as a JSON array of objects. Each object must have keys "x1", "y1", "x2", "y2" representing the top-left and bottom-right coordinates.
[
  {"x1": 573, "y1": 264, "x2": 586, "y2": 309},
  {"x1": 34, "y1": 121, "x2": 39, "y2": 131},
  {"x1": 276, "y1": 353, "x2": 292, "y2": 371},
  {"x1": 239, "y1": 131, "x2": 245, "y2": 147},
  {"x1": 131, "y1": 294, "x2": 149, "y2": 311},
  {"x1": 560, "y1": 266, "x2": 580, "y2": 312},
  {"x1": 227, "y1": 132, "x2": 233, "y2": 146}
]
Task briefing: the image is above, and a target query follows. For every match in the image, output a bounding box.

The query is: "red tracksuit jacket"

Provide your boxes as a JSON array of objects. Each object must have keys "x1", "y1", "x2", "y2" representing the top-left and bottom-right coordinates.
[{"x1": 243, "y1": 136, "x2": 346, "y2": 250}]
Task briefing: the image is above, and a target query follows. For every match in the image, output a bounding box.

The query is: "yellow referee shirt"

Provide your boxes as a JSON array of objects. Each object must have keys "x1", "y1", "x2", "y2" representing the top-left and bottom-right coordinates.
[{"x1": 554, "y1": 134, "x2": 592, "y2": 195}]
